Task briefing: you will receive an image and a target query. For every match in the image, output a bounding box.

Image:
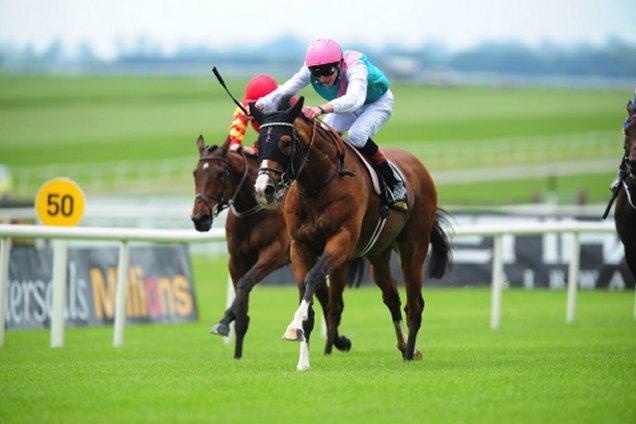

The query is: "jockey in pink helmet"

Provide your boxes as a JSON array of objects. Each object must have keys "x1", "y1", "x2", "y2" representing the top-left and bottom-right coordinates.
[
  {"x1": 254, "y1": 38, "x2": 407, "y2": 211},
  {"x1": 228, "y1": 74, "x2": 278, "y2": 155}
]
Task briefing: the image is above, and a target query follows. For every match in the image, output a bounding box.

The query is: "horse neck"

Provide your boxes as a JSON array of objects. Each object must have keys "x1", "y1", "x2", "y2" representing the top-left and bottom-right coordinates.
[
  {"x1": 227, "y1": 152, "x2": 260, "y2": 211},
  {"x1": 293, "y1": 119, "x2": 340, "y2": 194}
]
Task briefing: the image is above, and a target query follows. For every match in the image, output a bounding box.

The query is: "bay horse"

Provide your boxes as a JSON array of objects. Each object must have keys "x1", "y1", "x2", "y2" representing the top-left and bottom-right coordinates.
[
  {"x1": 614, "y1": 99, "x2": 636, "y2": 281},
  {"x1": 191, "y1": 135, "x2": 359, "y2": 359},
  {"x1": 250, "y1": 98, "x2": 452, "y2": 370}
]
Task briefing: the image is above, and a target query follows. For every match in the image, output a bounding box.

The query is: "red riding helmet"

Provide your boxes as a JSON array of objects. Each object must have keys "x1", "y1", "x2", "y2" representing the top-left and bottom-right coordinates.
[{"x1": 243, "y1": 75, "x2": 278, "y2": 103}]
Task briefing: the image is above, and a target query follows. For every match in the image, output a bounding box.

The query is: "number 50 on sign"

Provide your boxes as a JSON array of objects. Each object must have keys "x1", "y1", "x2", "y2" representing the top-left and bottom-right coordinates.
[{"x1": 35, "y1": 178, "x2": 85, "y2": 226}]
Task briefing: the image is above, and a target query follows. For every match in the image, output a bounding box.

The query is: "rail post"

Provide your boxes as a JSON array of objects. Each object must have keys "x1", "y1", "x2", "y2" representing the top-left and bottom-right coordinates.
[
  {"x1": 566, "y1": 232, "x2": 580, "y2": 324},
  {"x1": 0, "y1": 237, "x2": 11, "y2": 347},
  {"x1": 50, "y1": 239, "x2": 68, "y2": 348}
]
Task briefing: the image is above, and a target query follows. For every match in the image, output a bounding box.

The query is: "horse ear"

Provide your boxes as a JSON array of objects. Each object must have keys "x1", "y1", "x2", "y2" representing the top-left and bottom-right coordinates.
[
  {"x1": 250, "y1": 102, "x2": 265, "y2": 125},
  {"x1": 197, "y1": 135, "x2": 205, "y2": 156},
  {"x1": 289, "y1": 96, "x2": 304, "y2": 119}
]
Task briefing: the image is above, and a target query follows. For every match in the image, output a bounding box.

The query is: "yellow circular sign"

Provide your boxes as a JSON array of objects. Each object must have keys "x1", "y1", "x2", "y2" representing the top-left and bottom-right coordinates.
[{"x1": 35, "y1": 178, "x2": 85, "y2": 226}]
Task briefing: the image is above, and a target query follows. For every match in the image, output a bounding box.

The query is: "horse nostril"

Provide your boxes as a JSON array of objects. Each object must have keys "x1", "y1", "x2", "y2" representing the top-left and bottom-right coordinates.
[{"x1": 264, "y1": 185, "x2": 275, "y2": 197}]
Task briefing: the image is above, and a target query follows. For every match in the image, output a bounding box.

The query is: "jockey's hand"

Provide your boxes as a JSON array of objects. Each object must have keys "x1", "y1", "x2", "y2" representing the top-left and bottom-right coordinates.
[
  {"x1": 247, "y1": 102, "x2": 264, "y2": 116},
  {"x1": 302, "y1": 106, "x2": 323, "y2": 120},
  {"x1": 243, "y1": 145, "x2": 257, "y2": 156},
  {"x1": 229, "y1": 144, "x2": 241, "y2": 152}
]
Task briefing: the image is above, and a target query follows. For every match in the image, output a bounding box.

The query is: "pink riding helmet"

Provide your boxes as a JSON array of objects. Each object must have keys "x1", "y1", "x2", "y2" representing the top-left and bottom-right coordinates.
[{"x1": 305, "y1": 38, "x2": 343, "y2": 67}]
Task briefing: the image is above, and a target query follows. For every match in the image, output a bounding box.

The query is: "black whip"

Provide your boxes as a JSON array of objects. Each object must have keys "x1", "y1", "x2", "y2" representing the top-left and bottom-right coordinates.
[{"x1": 212, "y1": 66, "x2": 249, "y2": 116}]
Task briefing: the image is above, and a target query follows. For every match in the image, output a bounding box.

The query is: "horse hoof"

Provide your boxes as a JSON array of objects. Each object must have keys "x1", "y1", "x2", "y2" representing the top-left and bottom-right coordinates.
[
  {"x1": 210, "y1": 322, "x2": 229, "y2": 336},
  {"x1": 282, "y1": 327, "x2": 304, "y2": 342},
  {"x1": 335, "y1": 336, "x2": 352, "y2": 352},
  {"x1": 402, "y1": 349, "x2": 423, "y2": 361}
]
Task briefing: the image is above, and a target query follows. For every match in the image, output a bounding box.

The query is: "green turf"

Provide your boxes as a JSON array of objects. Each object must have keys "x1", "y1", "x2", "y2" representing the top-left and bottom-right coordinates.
[
  {"x1": 0, "y1": 75, "x2": 628, "y2": 204},
  {"x1": 0, "y1": 253, "x2": 634, "y2": 423}
]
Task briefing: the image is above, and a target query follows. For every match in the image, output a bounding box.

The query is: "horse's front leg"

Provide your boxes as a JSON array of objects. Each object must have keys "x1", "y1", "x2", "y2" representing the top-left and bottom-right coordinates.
[
  {"x1": 282, "y1": 247, "x2": 325, "y2": 343},
  {"x1": 283, "y1": 232, "x2": 354, "y2": 370},
  {"x1": 212, "y1": 242, "x2": 287, "y2": 359}
]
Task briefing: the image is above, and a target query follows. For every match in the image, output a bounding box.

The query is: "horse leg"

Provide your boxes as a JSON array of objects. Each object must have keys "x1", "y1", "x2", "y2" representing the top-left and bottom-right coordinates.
[
  {"x1": 282, "y1": 256, "x2": 326, "y2": 342},
  {"x1": 212, "y1": 245, "x2": 287, "y2": 359},
  {"x1": 323, "y1": 265, "x2": 350, "y2": 354},
  {"x1": 210, "y1": 268, "x2": 253, "y2": 358},
  {"x1": 367, "y1": 250, "x2": 415, "y2": 359},
  {"x1": 625, "y1": 243, "x2": 636, "y2": 282},
  {"x1": 398, "y1": 235, "x2": 429, "y2": 361},
  {"x1": 296, "y1": 300, "x2": 316, "y2": 371},
  {"x1": 284, "y1": 235, "x2": 354, "y2": 369}
]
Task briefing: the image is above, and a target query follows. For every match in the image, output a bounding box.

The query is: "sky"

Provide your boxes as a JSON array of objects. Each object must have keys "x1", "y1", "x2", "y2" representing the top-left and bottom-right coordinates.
[{"x1": 1, "y1": 0, "x2": 635, "y2": 59}]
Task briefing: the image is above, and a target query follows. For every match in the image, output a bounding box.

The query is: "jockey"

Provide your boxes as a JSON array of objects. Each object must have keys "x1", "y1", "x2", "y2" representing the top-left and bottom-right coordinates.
[
  {"x1": 254, "y1": 38, "x2": 407, "y2": 212},
  {"x1": 610, "y1": 88, "x2": 636, "y2": 194},
  {"x1": 228, "y1": 74, "x2": 279, "y2": 156}
]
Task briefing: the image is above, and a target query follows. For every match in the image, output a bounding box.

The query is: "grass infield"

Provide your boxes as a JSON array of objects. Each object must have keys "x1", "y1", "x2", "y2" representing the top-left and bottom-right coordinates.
[
  {"x1": 1, "y1": 254, "x2": 634, "y2": 423},
  {"x1": 0, "y1": 75, "x2": 628, "y2": 204}
]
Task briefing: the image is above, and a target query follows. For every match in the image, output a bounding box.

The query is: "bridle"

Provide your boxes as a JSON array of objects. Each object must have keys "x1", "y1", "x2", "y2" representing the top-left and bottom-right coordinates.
[
  {"x1": 257, "y1": 118, "x2": 353, "y2": 197},
  {"x1": 195, "y1": 149, "x2": 262, "y2": 218}
]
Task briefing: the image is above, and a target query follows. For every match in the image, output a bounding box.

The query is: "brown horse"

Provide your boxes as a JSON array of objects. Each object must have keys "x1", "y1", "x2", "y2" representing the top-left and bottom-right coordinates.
[
  {"x1": 191, "y1": 135, "x2": 358, "y2": 359},
  {"x1": 614, "y1": 100, "x2": 636, "y2": 281},
  {"x1": 251, "y1": 98, "x2": 452, "y2": 370}
]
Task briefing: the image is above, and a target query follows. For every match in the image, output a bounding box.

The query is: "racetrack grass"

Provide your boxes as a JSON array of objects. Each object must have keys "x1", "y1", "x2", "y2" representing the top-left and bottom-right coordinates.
[
  {"x1": 1, "y1": 254, "x2": 634, "y2": 423},
  {"x1": 0, "y1": 75, "x2": 627, "y2": 205}
]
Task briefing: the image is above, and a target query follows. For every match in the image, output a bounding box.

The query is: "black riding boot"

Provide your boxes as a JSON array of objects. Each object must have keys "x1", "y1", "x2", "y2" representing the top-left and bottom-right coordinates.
[
  {"x1": 358, "y1": 138, "x2": 408, "y2": 212},
  {"x1": 376, "y1": 160, "x2": 408, "y2": 211}
]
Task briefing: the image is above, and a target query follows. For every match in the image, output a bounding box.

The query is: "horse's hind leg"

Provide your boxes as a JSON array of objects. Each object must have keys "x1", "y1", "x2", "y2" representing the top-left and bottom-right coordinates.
[
  {"x1": 321, "y1": 265, "x2": 351, "y2": 354},
  {"x1": 368, "y1": 251, "x2": 417, "y2": 359},
  {"x1": 398, "y1": 236, "x2": 429, "y2": 361}
]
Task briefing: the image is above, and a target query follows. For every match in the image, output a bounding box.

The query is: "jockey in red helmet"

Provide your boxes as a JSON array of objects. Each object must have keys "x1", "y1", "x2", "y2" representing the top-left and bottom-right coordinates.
[
  {"x1": 253, "y1": 38, "x2": 407, "y2": 211},
  {"x1": 228, "y1": 74, "x2": 278, "y2": 156}
]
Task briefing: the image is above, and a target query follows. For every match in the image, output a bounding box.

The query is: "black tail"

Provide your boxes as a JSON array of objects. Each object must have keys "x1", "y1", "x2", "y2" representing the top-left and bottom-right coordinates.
[{"x1": 427, "y1": 208, "x2": 453, "y2": 279}]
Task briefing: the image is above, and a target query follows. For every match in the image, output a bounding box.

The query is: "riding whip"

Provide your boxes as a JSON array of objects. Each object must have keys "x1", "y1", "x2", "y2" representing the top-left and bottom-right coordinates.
[{"x1": 212, "y1": 66, "x2": 249, "y2": 116}]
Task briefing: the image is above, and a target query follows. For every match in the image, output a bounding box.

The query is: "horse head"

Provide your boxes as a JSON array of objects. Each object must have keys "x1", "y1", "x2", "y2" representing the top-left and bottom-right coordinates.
[
  {"x1": 624, "y1": 100, "x2": 636, "y2": 178},
  {"x1": 191, "y1": 135, "x2": 234, "y2": 231},
  {"x1": 251, "y1": 96, "x2": 305, "y2": 207}
]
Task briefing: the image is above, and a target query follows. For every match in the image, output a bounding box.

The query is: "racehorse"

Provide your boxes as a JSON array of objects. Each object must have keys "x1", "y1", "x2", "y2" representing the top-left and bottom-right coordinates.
[
  {"x1": 250, "y1": 97, "x2": 452, "y2": 370},
  {"x1": 191, "y1": 135, "x2": 359, "y2": 358},
  {"x1": 614, "y1": 99, "x2": 636, "y2": 280}
]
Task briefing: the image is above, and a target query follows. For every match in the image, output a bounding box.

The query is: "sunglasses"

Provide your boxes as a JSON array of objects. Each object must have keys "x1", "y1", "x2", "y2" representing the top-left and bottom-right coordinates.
[{"x1": 309, "y1": 64, "x2": 338, "y2": 78}]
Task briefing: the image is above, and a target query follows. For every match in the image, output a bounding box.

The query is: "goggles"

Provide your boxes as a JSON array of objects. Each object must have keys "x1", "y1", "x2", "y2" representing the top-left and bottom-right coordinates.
[{"x1": 309, "y1": 63, "x2": 338, "y2": 78}]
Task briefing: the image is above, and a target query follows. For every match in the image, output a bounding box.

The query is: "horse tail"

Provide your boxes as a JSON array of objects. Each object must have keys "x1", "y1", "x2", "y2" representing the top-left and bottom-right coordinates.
[{"x1": 427, "y1": 208, "x2": 453, "y2": 279}]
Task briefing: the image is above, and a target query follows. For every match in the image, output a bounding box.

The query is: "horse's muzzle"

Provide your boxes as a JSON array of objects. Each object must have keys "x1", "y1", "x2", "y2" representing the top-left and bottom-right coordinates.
[
  {"x1": 191, "y1": 213, "x2": 212, "y2": 232},
  {"x1": 255, "y1": 173, "x2": 279, "y2": 207}
]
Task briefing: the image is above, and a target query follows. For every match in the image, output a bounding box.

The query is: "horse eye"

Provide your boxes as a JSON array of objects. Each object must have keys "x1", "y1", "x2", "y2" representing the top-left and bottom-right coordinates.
[{"x1": 279, "y1": 136, "x2": 292, "y2": 155}]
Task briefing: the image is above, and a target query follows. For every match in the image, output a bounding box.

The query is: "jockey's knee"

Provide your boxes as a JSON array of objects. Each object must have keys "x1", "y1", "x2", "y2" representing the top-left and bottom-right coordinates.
[{"x1": 347, "y1": 132, "x2": 368, "y2": 148}]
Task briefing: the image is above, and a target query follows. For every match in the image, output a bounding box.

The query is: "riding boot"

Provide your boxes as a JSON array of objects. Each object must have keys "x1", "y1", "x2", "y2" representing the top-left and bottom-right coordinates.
[{"x1": 358, "y1": 138, "x2": 408, "y2": 212}]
